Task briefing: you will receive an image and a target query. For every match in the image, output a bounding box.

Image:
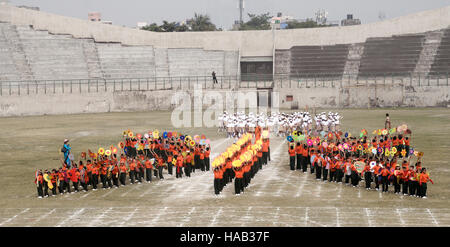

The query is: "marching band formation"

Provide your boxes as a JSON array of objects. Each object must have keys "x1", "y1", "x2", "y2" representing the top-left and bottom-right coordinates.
[
  {"x1": 34, "y1": 112, "x2": 434, "y2": 199},
  {"x1": 34, "y1": 130, "x2": 211, "y2": 198},
  {"x1": 286, "y1": 124, "x2": 434, "y2": 198},
  {"x1": 212, "y1": 127, "x2": 271, "y2": 195},
  {"x1": 219, "y1": 111, "x2": 342, "y2": 138}
]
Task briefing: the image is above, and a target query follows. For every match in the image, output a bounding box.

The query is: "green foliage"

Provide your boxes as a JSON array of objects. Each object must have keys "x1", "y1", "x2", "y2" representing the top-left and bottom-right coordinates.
[
  {"x1": 286, "y1": 19, "x2": 332, "y2": 29},
  {"x1": 188, "y1": 13, "x2": 217, "y2": 31},
  {"x1": 140, "y1": 13, "x2": 217, "y2": 32},
  {"x1": 238, "y1": 12, "x2": 273, "y2": 30}
]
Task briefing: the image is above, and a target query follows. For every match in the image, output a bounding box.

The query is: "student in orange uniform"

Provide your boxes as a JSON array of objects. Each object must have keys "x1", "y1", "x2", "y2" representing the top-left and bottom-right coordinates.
[
  {"x1": 301, "y1": 144, "x2": 309, "y2": 173},
  {"x1": 234, "y1": 166, "x2": 244, "y2": 195},
  {"x1": 157, "y1": 156, "x2": 165, "y2": 180},
  {"x1": 362, "y1": 163, "x2": 372, "y2": 190},
  {"x1": 400, "y1": 166, "x2": 409, "y2": 195},
  {"x1": 119, "y1": 162, "x2": 127, "y2": 186},
  {"x1": 129, "y1": 159, "x2": 136, "y2": 184},
  {"x1": 205, "y1": 146, "x2": 211, "y2": 171},
  {"x1": 418, "y1": 168, "x2": 434, "y2": 198},
  {"x1": 408, "y1": 165, "x2": 418, "y2": 197},
  {"x1": 35, "y1": 170, "x2": 44, "y2": 198},
  {"x1": 295, "y1": 143, "x2": 302, "y2": 170},
  {"x1": 214, "y1": 164, "x2": 224, "y2": 195},
  {"x1": 288, "y1": 144, "x2": 296, "y2": 171},
  {"x1": 51, "y1": 169, "x2": 58, "y2": 196},
  {"x1": 380, "y1": 165, "x2": 391, "y2": 192},
  {"x1": 91, "y1": 163, "x2": 99, "y2": 190},
  {"x1": 145, "y1": 158, "x2": 153, "y2": 183}
]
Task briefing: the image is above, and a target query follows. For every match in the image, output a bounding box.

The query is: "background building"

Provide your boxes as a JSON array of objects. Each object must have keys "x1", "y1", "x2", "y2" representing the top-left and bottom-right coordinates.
[{"x1": 341, "y1": 14, "x2": 361, "y2": 26}]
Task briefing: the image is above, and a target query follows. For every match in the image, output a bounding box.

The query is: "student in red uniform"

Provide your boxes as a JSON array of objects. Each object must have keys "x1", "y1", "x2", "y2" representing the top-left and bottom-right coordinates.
[
  {"x1": 418, "y1": 168, "x2": 434, "y2": 198},
  {"x1": 35, "y1": 170, "x2": 44, "y2": 198},
  {"x1": 213, "y1": 164, "x2": 224, "y2": 195},
  {"x1": 91, "y1": 163, "x2": 99, "y2": 190},
  {"x1": 145, "y1": 158, "x2": 153, "y2": 183},
  {"x1": 119, "y1": 162, "x2": 127, "y2": 186},
  {"x1": 408, "y1": 165, "x2": 418, "y2": 197},
  {"x1": 112, "y1": 163, "x2": 119, "y2": 187},
  {"x1": 400, "y1": 166, "x2": 409, "y2": 195},
  {"x1": 157, "y1": 156, "x2": 165, "y2": 180},
  {"x1": 184, "y1": 151, "x2": 192, "y2": 177},
  {"x1": 234, "y1": 166, "x2": 244, "y2": 195},
  {"x1": 380, "y1": 165, "x2": 391, "y2": 192},
  {"x1": 129, "y1": 159, "x2": 136, "y2": 184},
  {"x1": 205, "y1": 146, "x2": 211, "y2": 171},
  {"x1": 50, "y1": 169, "x2": 58, "y2": 196},
  {"x1": 301, "y1": 144, "x2": 309, "y2": 173},
  {"x1": 295, "y1": 143, "x2": 302, "y2": 170},
  {"x1": 362, "y1": 163, "x2": 372, "y2": 190},
  {"x1": 288, "y1": 144, "x2": 296, "y2": 171},
  {"x1": 372, "y1": 161, "x2": 381, "y2": 190}
]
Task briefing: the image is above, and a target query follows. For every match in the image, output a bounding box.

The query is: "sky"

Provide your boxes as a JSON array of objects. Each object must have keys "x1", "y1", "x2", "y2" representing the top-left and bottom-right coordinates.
[{"x1": 7, "y1": 0, "x2": 450, "y2": 29}]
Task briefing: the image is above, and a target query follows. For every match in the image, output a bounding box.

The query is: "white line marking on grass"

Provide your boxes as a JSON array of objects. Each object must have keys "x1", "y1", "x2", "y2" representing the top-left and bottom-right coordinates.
[
  {"x1": 305, "y1": 207, "x2": 309, "y2": 227},
  {"x1": 365, "y1": 208, "x2": 373, "y2": 227},
  {"x1": 88, "y1": 207, "x2": 113, "y2": 227},
  {"x1": 336, "y1": 208, "x2": 341, "y2": 227},
  {"x1": 209, "y1": 207, "x2": 223, "y2": 227},
  {"x1": 81, "y1": 191, "x2": 92, "y2": 198},
  {"x1": 179, "y1": 207, "x2": 196, "y2": 227},
  {"x1": 255, "y1": 140, "x2": 285, "y2": 197},
  {"x1": 56, "y1": 208, "x2": 85, "y2": 227},
  {"x1": 396, "y1": 208, "x2": 405, "y2": 226},
  {"x1": 119, "y1": 208, "x2": 138, "y2": 227},
  {"x1": 151, "y1": 206, "x2": 168, "y2": 226},
  {"x1": 27, "y1": 209, "x2": 56, "y2": 227},
  {"x1": 0, "y1": 208, "x2": 29, "y2": 226},
  {"x1": 120, "y1": 184, "x2": 143, "y2": 197},
  {"x1": 426, "y1": 208, "x2": 439, "y2": 226}
]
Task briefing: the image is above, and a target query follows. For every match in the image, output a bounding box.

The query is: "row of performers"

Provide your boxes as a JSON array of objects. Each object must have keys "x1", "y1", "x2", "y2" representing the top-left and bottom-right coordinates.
[
  {"x1": 34, "y1": 143, "x2": 211, "y2": 198},
  {"x1": 212, "y1": 133, "x2": 271, "y2": 195},
  {"x1": 288, "y1": 144, "x2": 434, "y2": 198}
]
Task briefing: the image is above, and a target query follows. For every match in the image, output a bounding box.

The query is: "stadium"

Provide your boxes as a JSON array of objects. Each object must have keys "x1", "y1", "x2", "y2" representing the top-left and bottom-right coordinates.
[{"x1": 0, "y1": 1, "x2": 449, "y2": 227}]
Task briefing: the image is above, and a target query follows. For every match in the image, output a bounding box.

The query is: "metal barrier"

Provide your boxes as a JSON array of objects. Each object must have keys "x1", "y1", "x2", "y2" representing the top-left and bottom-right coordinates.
[{"x1": 0, "y1": 73, "x2": 448, "y2": 96}]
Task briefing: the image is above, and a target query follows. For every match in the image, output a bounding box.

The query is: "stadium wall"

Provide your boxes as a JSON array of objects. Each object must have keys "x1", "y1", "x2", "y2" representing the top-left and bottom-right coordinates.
[{"x1": 1, "y1": 86, "x2": 449, "y2": 117}]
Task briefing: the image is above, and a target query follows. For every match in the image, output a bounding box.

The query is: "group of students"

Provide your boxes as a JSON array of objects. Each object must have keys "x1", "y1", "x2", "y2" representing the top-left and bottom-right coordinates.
[
  {"x1": 218, "y1": 111, "x2": 342, "y2": 139},
  {"x1": 34, "y1": 132, "x2": 211, "y2": 198},
  {"x1": 288, "y1": 131, "x2": 434, "y2": 198},
  {"x1": 212, "y1": 131, "x2": 271, "y2": 195}
]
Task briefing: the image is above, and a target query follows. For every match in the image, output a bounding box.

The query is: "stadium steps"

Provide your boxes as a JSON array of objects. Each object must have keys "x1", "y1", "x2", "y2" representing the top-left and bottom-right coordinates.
[
  {"x1": 358, "y1": 34, "x2": 425, "y2": 76},
  {"x1": 0, "y1": 23, "x2": 34, "y2": 81},
  {"x1": 289, "y1": 45, "x2": 350, "y2": 76},
  {"x1": 429, "y1": 28, "x2": 450, "y2": 75}
]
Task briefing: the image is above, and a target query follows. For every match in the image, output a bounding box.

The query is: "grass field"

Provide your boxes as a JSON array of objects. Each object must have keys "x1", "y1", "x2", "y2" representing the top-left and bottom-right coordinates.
[{"x1": 0, "y1": 108, "x2": 449, "y2": 226}]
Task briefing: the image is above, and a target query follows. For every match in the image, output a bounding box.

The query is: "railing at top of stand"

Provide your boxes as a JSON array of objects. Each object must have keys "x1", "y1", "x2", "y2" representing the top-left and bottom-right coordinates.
[{"x1": 0, "y1": 72, "x2": 448, "y2": 96}]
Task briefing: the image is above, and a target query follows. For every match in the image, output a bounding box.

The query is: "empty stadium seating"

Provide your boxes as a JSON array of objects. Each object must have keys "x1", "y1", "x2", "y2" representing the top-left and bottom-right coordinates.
[
  {"x1": 289, "y1": 44, "x2": 350, "y2": 76},
  {"x1": 358, "y1": 34, "x2": 425, "y2": 76},
  {"x1": 429, "y1": 28, "x2": 450, "y2": 75},
  {"x1": 0, "y1": 22, "x2": 239, "y2": 82}
]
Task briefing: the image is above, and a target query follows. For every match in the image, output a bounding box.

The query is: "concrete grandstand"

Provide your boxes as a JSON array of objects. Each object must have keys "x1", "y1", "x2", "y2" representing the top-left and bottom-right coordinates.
[{"x1": 0, "y1": 3, "x2": 450, "y2": 116}]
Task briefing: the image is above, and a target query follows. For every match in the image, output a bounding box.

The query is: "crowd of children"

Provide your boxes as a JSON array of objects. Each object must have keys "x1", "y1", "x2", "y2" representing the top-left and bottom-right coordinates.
[
  {"x1": 34, "y1": 130, "x2": 210, "y2": 198},
  {"x1": 218, "y1": 111, "x2": 341, "y2": 138},
  {"x1": 287, "y1": 125, "x2": 434, "y2": 198},
  {"x1": 212, "y1": 130, "x2": 271, "y2": 195}
]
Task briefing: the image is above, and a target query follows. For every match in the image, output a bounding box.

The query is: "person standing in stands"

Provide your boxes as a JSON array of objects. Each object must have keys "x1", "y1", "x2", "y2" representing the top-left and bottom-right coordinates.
[{"x1": 212, "y1": 71, "x2": 218, "y2": 84}]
